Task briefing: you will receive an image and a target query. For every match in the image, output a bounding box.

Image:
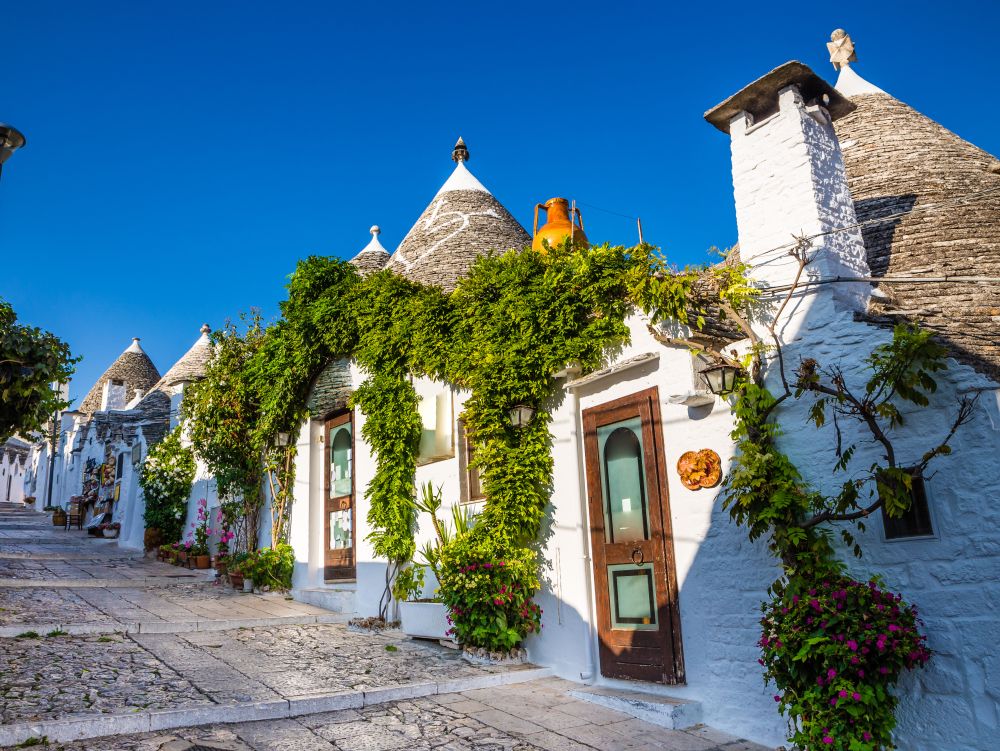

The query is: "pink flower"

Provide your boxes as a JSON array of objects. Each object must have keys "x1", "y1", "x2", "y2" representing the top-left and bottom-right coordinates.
[
  {"x1": 853, "y1": 692, "x2": 862, "y2": 701},
  {"x1": 822, "y1": 736, "x2": 834, "y2": 745},
  {"x1": 847, "y1": 640, "x2": 858, "y2": 651},
  {"x1": 863, "y1": 731, "x2": 873, "y2": 741},
  {"x1": 773, "y1": 695, "x2": 780, "y2": 702},
  {"x1": 838, "y1": 690, "x2": 848, "y2": 698},
  {"x1": 827, "y1": 668, "x2": 837, "y2": 679}
]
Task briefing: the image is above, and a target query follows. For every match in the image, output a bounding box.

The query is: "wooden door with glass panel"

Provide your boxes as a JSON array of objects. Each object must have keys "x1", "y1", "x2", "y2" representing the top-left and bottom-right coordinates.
[
  {"x1": 583, "y1": 387, "x2": 684, "y2": 684},
  {"x1": 325, "y1": 412, "x2": 355, "y2": 580}
]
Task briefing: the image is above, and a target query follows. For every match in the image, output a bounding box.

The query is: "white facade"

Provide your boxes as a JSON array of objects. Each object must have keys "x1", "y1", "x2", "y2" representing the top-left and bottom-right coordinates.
[{"x1": 285, "y1": 65, "x2": 1000, "y2": 750}]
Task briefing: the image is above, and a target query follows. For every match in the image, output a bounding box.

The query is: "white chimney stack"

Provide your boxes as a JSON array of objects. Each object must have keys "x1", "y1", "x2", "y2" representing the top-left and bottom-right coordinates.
[{"x1": 706, "y1": 62, "x2": 871, "y2": 312}]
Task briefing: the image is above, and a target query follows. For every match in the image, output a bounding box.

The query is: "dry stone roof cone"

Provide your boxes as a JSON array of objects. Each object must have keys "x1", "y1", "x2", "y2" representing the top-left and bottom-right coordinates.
[
  {"x1": 386, "y1": 137, "x2": 530, "y2": 292},
  {"x1": 829, "y1": 29, "x2": 1000, "y2": 382},
  {"x1": 349, "y1": 225, "x2": 392, "y2": 276},
  {"x1": 79, "y1": 338, "x2": 161, "y2": 414}
]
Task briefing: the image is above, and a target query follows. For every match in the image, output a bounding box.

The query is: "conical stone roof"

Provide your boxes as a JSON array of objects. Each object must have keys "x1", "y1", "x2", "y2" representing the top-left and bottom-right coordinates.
[
  {"x1": 350, "y1": 226, "x2": 391, "y2": 276},
  {"x1": 78, "y1": 338, "x2": 162, "y2": 414},
  {"x1": 386, "y1": 140, "x2": 530, "y2": 291},
  {"x1": 156, "y1": 324, "x2": 214, "y2": 388},
  {"x1": 833, "y1": 61, "x2": 1000, "y2": 382}
]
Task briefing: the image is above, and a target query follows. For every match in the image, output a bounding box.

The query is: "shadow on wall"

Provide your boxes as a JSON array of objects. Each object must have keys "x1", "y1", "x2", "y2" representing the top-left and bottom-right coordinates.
[{"x1": 855, "y1": 194, "x2": 917, "y2": 276}]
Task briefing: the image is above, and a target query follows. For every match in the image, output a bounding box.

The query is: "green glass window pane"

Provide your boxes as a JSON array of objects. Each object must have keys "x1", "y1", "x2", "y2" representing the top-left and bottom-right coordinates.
[
  {"x1": 330, "y1": 425, "x2": 352, "y2": 498},
  {"x1": 597, "y1": 417, "x2": 650, "y2": 543},
  {"x1": 607, "y1": 563, "x2": 658, "y2": 631},
  {"x1": 330, "y1": 509, "x2": 352, "y2": 550}
]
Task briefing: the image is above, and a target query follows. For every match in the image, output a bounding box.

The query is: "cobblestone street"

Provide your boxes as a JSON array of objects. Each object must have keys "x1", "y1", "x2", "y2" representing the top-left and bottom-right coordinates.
[{"x1": 0, "y1": 504, "x2": 772, "y2": 750}]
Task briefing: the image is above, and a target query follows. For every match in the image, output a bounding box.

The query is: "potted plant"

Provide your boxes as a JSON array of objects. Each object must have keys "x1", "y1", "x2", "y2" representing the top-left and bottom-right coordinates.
[
  {"x1": 23, "y1": 495, "x2": 36, "y2": 508},
  {"x1": 398, "y1": 483, "x2": 473, "y2": 641},
  {"x1": 186, "y1": 499, "x2": 212, "y2": 569},
  {"x1": 51, "y1": 507, "x2": 67, "y2": 527},
  {"x1": 101, "y1": 522, "x2": 121, "y2": 539},
  {"x1": 228, "y1": 552, "x2": 249, "y2": 590}
]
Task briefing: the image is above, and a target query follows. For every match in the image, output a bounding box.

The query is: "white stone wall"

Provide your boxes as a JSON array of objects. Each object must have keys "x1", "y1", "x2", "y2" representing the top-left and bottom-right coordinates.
[{"x1": 727, "y1": 78, "x2": 1000, "y2": 748}]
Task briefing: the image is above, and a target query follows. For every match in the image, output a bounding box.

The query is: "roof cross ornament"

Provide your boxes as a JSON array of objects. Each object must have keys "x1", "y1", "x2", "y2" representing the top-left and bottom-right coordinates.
[
  {"x1": 828, "y1": 29, "x2": 857, "y2": 71},
  {"x1": 451, "y1": 136, "x2": 470, "y2": 163}
]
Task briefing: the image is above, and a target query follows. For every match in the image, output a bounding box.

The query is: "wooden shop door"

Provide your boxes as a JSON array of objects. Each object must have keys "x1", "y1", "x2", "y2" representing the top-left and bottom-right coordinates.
[
  {"x1": 582, "y1": 387, "x2": 684, "y2": 684},
  {"x1": 325, "y1": 412, "x2": 356, "y2": 580}
]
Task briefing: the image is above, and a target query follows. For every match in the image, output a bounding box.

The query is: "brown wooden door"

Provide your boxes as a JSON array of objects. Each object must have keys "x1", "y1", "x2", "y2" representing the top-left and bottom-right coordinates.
[
  {"x1": 583, "y1": 387, "x2": 684, "y2": 684},
  {"x1": 324, "y1": 412, "x2": 356, "y2": 580}
]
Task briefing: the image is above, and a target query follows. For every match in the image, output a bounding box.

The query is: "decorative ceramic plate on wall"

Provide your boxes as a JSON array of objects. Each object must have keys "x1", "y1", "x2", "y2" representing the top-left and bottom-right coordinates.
[{"x1": 677, "y1": 448, "x2": 723, "y2": 490}]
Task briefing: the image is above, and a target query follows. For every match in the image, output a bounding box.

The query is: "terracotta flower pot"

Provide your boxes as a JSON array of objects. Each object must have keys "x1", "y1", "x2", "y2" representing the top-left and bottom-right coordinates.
[
  {"x1": 194, "y1": 555, "x2": 210, "y2": 569},
  {"x1": 143, "y1": 527, "x2": 163, "y2": 551},
  {"x1": 229, "y1": 572, "x2": 244, "y2": 589},
  {"x1": 52, "y1": 511, "x2": 66, "y2": 527}
]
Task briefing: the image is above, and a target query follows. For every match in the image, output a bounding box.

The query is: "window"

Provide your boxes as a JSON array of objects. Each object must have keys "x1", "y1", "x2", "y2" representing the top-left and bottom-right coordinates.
[
  {"x1": 115, "y1": 453, "x2": 125, "y2": 481},
  {"x1": 329, "y1": 423, "x2": 353, "y2": 498},
  {"x1": 458, "y1": 419, "x2": 485, "y2": 504},
  {"x1": 416, "y1": 382, "x2": 454, "y2": 465},
  {"x1": 881, "y1": 471, "x2": 934, "y2": 540}
]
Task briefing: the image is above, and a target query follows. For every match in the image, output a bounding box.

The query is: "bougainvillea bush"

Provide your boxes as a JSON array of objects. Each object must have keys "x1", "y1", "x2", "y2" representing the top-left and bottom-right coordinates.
[
  {"x1": 437, "y1": 536, "x2": 542, "y2": 652},
  {"x1": 139, "y1": 427, "x2": 196, "y2": 544},
  {"x1": 760, "y1": 576, "x2": 930, "y2": 751}
]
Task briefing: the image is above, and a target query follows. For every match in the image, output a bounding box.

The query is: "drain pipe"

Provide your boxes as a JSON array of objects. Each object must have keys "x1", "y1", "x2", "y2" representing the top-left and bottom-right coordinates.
[{"x1": 569, "y1": 382, "x2": 599, "y2": 682}]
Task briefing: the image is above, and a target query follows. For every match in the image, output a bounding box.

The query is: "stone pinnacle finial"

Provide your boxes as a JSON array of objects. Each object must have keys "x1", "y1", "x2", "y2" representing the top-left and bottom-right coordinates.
[
  {"x1": 370, "y1": 225, "x2": 380, "y2": 237},
  {"x1": 828, "y1": 29, "x2": 858, "y2": 71},
  {"x1": 452, "y1": 136, "x2": 470, "y2": 163},
  {"x1": 200, "y1": 323, "x2": 211, "y2": 335}
]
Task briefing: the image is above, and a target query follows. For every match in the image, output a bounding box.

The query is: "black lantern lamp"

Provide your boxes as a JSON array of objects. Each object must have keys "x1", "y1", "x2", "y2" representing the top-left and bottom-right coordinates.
[
  {"x1": 274, "y1": 432, "x2": 290, "y2": 448},
  {"x1": 509, "y1": 404, "x2": 536, "y2": 429},
  {"x1": 701, "y1": 362, "x2": 742, "y2": 396},
  {"x1": 0, "y1": 124, "x2": 26, "y2": 180}
]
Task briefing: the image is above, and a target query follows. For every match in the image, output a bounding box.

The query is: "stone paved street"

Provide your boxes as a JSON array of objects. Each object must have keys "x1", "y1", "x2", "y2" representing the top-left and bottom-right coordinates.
[{"x1": 0, "y1": 504, "x2": 773, "y2": 750}]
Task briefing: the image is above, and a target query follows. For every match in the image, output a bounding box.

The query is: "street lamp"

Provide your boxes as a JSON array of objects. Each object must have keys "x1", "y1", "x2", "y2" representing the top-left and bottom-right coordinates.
[
  {"x1": 509, "y1": 404, "x2": 536, "y2": 429},
  {"x1": 274, "y1": 432, "x2": 290, "y2": 447},
  {"x1": 0, "y1": 123, "x2": 26, "y2": 181},
  {"x1": 701, "y1": 363, "x2": 742, "y2": 396}
]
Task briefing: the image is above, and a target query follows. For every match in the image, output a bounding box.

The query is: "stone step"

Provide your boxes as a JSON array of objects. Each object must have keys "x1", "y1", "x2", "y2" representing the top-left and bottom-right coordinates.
[
  {"x1": 569, "y1": 685, "x2": 702, "y2": 729},
  {"x1": 293, "y1": 585, "x2": 356, "y2": 613}
]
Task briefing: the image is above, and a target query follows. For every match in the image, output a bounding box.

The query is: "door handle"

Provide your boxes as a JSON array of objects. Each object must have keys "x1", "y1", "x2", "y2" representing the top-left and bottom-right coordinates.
[{"x1": 631, "y1": 547, "x2": 644, "y2": 565}]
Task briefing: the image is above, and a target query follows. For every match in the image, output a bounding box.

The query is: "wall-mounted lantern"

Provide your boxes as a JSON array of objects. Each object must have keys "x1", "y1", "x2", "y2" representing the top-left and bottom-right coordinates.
[
  {"x1": 701, "y1": 363, "x2": 742, "y2": 396},
  {"x1": 274, "y1": 432, "x2": 290, "y2": 447},
  {"x1": 509, "y1": 404, "x2": 536, "y2": 429}
]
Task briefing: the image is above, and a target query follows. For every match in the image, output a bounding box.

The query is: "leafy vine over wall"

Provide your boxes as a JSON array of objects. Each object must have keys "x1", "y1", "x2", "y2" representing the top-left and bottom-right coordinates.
[
  {"x1": 720, "y1": 244, "x2": 975, "y2": 751},
  {"x1": 182, "y1": 236, "x2": 964, "y2": 748}
]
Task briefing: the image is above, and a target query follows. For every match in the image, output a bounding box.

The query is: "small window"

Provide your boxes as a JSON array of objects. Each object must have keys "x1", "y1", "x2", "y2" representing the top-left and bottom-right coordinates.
[
  {"x1": 416, "y1": 383, "x2": 454, "y2": 465},
  {"x1": 115, "y1": 453, "x2": 125, "y2": 481},
  {"x1": 457, "y1": 419, "x2": 485, "y2": 504},
  {"x1": 881, "y1": 471, "x2": 934, "y2": 540}
]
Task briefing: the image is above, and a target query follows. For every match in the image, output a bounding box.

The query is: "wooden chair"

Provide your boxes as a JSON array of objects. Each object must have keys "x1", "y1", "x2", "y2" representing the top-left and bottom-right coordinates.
[{"x1": 65, "y1": 499, "x2": 84, "y2": 530}]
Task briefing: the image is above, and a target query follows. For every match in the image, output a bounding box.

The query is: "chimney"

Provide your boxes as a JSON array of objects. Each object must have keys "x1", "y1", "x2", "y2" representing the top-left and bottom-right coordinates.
[{"x1": 706, "y1": 62, "x2": 871, "y2": 310}]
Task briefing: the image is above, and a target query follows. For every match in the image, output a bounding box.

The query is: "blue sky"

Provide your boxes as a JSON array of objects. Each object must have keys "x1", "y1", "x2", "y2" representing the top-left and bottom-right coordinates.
[{"x1": 3, "y1": 1, "x2": 997, "y2": 402}]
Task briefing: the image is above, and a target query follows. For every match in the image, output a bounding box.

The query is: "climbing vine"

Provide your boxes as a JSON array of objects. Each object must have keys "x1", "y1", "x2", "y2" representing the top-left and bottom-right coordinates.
[
  {"x1": 139, "y1": 426, "x2": 196, "y2": 544},
  {"x1": 720, "y1": 245, "x2": 975, "y2": 750}
]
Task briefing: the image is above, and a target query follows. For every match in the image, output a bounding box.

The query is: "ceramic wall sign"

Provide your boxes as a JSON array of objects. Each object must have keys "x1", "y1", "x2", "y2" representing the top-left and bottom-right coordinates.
[{"x1": 677, "y1": 448, "x2": 723, "y2": 490}]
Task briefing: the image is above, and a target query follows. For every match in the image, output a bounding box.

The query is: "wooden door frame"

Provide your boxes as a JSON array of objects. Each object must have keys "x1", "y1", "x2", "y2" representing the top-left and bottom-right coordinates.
[
  {"x1": 324, "y1": 411, "x2": 356, "y2": 580},
  {"x1": 582, "y1": 386, "x2": 685, "y2": 684}
]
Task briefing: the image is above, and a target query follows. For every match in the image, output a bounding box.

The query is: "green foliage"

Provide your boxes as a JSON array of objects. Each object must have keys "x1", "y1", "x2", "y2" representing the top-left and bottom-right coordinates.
[
  {"x1": 724, "y1": 323, "x2": 963, "y2": 749},
  {"x1": 437, "y1": 536, "x2": 542, "y2": 652},
  {"x1": 352, "y1": 373, "x2": 422, "y2": 564},
  {"x1": 244, "y1": 543, "x2": 295, "y2": 590},
  {"x1": 139, "y1": 427, "x2": 196, "y2": 543},
  {"x1": 761, "y1": 576, "x2": 929, "y2": 751},
  {"x1": 0, "y1": 298, "x2": 77, "y2": 443},
  {"x1": 415, "y1": 481, "x2": 475, "y2": 583},
  {"x1": 391, "y1": 563, "x2": 425, "y2": 602},
  {"x1": 182, "y1": 314, "x2": 267, "y2": 512}
]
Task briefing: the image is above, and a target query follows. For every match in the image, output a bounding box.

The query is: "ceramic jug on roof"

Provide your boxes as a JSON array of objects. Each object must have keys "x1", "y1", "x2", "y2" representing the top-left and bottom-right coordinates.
[{"x1": 533, "y1": 197, "x2": 588, "y2": 252}]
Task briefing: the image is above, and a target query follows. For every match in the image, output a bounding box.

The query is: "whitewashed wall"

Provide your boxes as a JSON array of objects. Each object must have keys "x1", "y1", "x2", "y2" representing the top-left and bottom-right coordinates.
[{"x1": 725, "y1": 78, "x2": 1000, "y2": 748}]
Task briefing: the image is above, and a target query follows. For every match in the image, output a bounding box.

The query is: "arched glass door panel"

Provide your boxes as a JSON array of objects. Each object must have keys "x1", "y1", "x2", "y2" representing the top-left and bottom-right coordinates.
[{"x1": 597, "y1": 418, "x2": 650, "y2": 544}]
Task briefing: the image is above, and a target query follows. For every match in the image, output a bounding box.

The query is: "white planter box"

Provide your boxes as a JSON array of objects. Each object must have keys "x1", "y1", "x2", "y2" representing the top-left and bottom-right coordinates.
[{"x1": 400, "y1": 601, "x2": 450, "y2": 640}]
